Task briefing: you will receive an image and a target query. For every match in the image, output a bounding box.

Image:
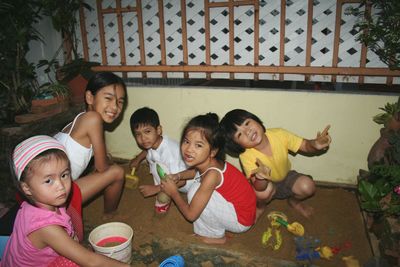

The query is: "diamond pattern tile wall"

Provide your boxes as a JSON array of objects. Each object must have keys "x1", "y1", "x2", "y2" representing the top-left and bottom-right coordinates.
[
  {"x1": 104, "y1": 14, "x2": 121, "y2": 65},
  {"x1": 163, "y1": 0, "x2": 184, "y2": 78},
  {"x1": 258, "y1": 0, "x2": 281, "y2": 81},
  {"x1": 186, "y1": 0, "x2": 206, "y2": 78},
  {"x1": 309, "y1": 1, "x2": 336, "y2": 82},
  {"x1": 123, "y1": 12, "x2": 142, "y2": 78},
  {"x1": 142, "y1": 0, "x2": 162, "y2": 77},
  {"x1": 84, "y1": 0, "x2": 102, "y2": 63},
  {"x1": 284, "y1": 0, "x2": 308, "y2": 81},
  {"x1": 210, "y1": 7, "x2": 230, "y2": 79},
  {"x1": 102, "y1": 0, "x2": 115, "y2": 8},
  {"x1": 336, "y1": 3, "x2": 361, "y2": 83},
  {"x1": 79, "y1": 0, "x2": 397, "y2": 84},
  {"x1": 122, "y1": 0, "x2": 136, "y2": 7},
  {"x1": 234, "y1": 6, "x2": 255, "y2": 80}
]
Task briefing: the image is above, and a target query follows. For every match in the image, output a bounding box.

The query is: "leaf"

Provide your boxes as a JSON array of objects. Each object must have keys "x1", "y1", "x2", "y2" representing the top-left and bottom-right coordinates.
[{"x1": 359, "y1": 180, "x2": 379, "y2": 201}]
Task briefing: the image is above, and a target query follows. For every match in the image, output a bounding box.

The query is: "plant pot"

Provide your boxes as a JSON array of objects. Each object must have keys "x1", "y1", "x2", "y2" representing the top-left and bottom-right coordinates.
[
  {"x1": 31, "y1": 96, "x2": 69, "y2": 114},
  {"x1": 67, "y1": 74, "x2": 88, "y2": 105}
]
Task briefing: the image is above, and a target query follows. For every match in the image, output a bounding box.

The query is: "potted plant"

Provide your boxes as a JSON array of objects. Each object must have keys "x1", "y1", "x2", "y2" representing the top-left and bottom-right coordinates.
[
  {"x1": 347, "y1": 0, "x2": 400, "y2": 70},
  {"x1": 367, "y1": 97, "x2": 400, "y2": 168},
  {"x1": 58, "y1": 59, "x2": 100, "y2": 104},
  {"x1": 359, "y1": 100, "x2": 400, "y2": 264},
  {"x1": 0, "y1": 0, "x2": 43, "y2": 125},
  {"x1": 31, "y1": 82, "x2": 70, "y2": 114}
]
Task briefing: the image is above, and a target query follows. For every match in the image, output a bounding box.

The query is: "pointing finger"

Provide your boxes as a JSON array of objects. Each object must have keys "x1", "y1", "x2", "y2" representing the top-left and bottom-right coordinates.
[{"x1": 321, "y1": 125, "x2": 331, "y2": 136}]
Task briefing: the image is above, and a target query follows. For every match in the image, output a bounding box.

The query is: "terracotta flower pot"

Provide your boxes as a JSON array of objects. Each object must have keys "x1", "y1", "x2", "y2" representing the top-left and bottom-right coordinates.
[
  {"x1": 31, "y1": 96, "x2": 69, "y2": 114},
  {"x1": 68, "y1": 74, "x2": 88, "y2": 105}
]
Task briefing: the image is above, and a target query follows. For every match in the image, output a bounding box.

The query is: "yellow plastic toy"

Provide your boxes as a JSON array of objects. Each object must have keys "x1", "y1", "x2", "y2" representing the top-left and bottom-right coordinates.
[
  {"x1": 125, "y1": 167, "x2": 139, "y2": 189},
  {"x1": 342, "y1": 256, "x2": 361, "y2": 267},
  {"x1": 267, "y1": 211, "x2": 305, "y2": 236},
  {"x1": 261, "y1": 211, "x2": 286, "y2": 250},
  {"x1": 317, "y1": 246, "x2": 334, "y2": 260}
]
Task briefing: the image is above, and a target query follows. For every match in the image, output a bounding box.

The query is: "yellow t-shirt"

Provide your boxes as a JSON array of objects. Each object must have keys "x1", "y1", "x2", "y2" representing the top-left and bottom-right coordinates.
[{"x1": 239, "y1": 128, "x2": 303, "y2": 182}]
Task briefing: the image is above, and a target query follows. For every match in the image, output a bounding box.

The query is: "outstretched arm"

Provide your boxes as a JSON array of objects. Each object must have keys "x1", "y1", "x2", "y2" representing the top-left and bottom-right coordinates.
[
  {"x1": 161, "y1": 170, "x2": 219, "y2": 222},
  {"x1": 129, "y1": 150, "x2": 147, "y2": 169},
  {"x1": 299, "y1": 125, "x2": 332, "y2": 153},
  {"x1": 168, "y1": 169, "x2": 197, "y2": 183},
  {"x1": 34, "y1": 225, "x2": 129, "y2": 267}
]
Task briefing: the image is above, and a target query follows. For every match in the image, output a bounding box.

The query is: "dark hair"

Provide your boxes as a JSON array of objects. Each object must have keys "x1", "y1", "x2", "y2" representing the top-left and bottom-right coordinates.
[
  {"x1": 130, "y1": 107, "x2": 160, "y2": 131},
  {"x1": 86, "y1": 71, "x2": 127, "y2": 96},
  {"x1": 219, "y1": 109, "x2": 266, "y2": 156},
  {"x1": 181, "y1": 113, "x2": 225, "y2": 161}
]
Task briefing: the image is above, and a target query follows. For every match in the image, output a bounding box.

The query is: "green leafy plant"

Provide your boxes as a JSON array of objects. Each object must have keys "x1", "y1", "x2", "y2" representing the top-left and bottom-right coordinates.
[
  {"x1": 373, "y1": 96, "x2": 400, "y2": 126},
  {"x1": 0, "y1": 0, "x2": 43, "y2": 123},
  {"x1": 35, "y1": 82, "x2": 70, "y2": 100},
  {"x1": 359, "y1": 130, "x2": 400, "y2": 216},
  {"x1": 40, "y1": 1, "x2": 99, "y2": 84},
  {"x1": 41, "y1": 0, "x2": 93, "y2": 62},
  {"x1": 58, "y1": 58, "x2": 100, "y2": 83},
  {"x1": 347, "y1": 0, "x2": 400, "y2": 70}
]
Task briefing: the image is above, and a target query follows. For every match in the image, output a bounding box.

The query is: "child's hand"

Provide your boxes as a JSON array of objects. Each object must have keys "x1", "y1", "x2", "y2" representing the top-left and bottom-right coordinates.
[
  {"x1": 314, "y1": 125, "x2": 332, "y2": 150},
  {"x1": 166, "y1": 173, "x2": 180, "y2": 183},
  {"x1": 161, "y1": 178, "x2": 178, "y2": 197},
  {"x1": 139, "y1": 184, "x2": 160, "y2": 197},
  {"x1": 250, "y1": 158, "x2": 272, "y2": 180}
]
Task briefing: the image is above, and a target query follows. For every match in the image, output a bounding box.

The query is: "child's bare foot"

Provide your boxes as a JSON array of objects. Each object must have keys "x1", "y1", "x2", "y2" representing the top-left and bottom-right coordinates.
[
  {"x1": 254, "y1": 201, "x2": 267, "y2": 222},
  {"x1": 194, "y1": 234, "x2": 227, "y2": 244},
  {"x1": 288, "y1": 198, "x2": 314, "y2": 218},
  {"x1": 255, "y1": 206, "x2": 266, "y2": 222},
  {"x1": 101, "y1": 211, "x2": 129, "y2": 222}
]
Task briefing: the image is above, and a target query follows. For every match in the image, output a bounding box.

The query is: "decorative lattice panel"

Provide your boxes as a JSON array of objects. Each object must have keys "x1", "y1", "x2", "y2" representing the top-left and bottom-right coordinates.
[
  {"x1": 310, "y1": 1, "x2": 336, "y2": 82},
  {"x1": 233, "y1": 5, "x2": 255, "y2": 80},
  {"x1": 337, "y1": 3, "x2": 362, "y2": 83},
  {"x1": 80, "y1": 0, "x2": 102, "y2": 63},
  {"x1": 283, "y1": 0, "x2": 308, "y2": 81},
  {"x1": 210, "y1": 7, "x2": 230, "y2": 79},
  {"x1": 77, "y1": 0, "x2": 398, "y2": 85},
  {"x1": 259, "y1": 0, "x2": 281, "y2": 81},
  {"x1": 186, "y1": 1, "x2": 206, "y2": 78},
  {"x1": 124, "y1": 11, "x2": 142, "y2": 78},
  {"x1": 164, "y1": 0, "x2": 184, "y2": 78}
]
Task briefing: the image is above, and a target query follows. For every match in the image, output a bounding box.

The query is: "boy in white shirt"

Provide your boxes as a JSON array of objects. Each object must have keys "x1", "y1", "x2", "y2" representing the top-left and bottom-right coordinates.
[{"x1": 129, "y1": 107, "x2": 195, "y2": 213}]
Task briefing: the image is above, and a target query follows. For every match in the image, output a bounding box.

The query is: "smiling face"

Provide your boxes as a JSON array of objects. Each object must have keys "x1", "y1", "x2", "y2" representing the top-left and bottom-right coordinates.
[
  {"x1": 21, "y1": 156, "x2": 71, "y2": 211},
  {"x1": 181, "y1": 129, "x2": 215, "y2": 170},
  {"x1": 132, "y1": 124, "x2": 162, "y2": 150},
  {"x1": 86, "y1": 84, "x2": 126, "y2": 124},
  {"x1": 233, "y1": 118, "x2": 266, "y2": 150}
]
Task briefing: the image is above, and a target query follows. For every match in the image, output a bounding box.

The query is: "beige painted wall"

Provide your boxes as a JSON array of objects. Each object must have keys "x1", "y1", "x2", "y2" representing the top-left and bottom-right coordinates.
[{"x1": 105, "y1": 86, "x2": 398, "y2": 185}]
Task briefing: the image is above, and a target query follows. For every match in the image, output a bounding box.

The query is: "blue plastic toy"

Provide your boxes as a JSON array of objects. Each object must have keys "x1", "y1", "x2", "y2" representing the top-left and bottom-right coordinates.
[
  {"x1": 294, "y1": 236, "x2": 321, "y2": 261},
  {"x1": 159, "y1": 254, "x2": 185, "y2": 267}
]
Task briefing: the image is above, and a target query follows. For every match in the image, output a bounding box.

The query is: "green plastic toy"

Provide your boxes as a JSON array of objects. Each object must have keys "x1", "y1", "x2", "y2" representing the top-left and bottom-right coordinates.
[{"x1": 156, "y1": 163, "x2": 167, "y2": 181}]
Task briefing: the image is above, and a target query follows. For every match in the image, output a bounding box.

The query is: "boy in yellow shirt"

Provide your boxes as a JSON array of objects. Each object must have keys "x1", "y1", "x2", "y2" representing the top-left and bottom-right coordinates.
[{"x1": 220, "y1": 109, "x2": 331, "y2": 219}]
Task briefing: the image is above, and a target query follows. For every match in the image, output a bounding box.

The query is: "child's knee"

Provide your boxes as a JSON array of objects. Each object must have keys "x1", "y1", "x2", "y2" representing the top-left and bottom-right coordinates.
[
  {"x1": 109, "y1": 164, "x2": 125, "y2": 182},
  {"x1": 295, "y1": 176, "x2": 315, "y2": 196},
  {"x1": 256, "y1": 185, "x2": 275, "y2": 201}
]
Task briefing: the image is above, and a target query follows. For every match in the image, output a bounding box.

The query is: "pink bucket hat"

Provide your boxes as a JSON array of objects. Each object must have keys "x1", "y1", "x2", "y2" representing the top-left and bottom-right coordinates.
[{"x1": 13, "y1": 135, "x2": 67, "y2": 181}]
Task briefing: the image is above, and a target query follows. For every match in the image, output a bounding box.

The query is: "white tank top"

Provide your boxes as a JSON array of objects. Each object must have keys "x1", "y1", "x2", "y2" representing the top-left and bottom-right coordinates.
[{"x1": 54, "y1": 112, "x2": 93, "y2": 180}]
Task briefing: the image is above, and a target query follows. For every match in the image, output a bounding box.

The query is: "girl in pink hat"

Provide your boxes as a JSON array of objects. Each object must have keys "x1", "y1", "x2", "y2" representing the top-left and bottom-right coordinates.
[{"x1": 1, "y1": 135, "x2": 129, "y2": 267}]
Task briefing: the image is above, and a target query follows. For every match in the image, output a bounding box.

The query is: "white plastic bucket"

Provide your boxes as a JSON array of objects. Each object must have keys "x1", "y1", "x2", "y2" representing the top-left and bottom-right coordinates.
[{"x1": 88, "y1": 222, "x2": 133, "y2": 263}]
